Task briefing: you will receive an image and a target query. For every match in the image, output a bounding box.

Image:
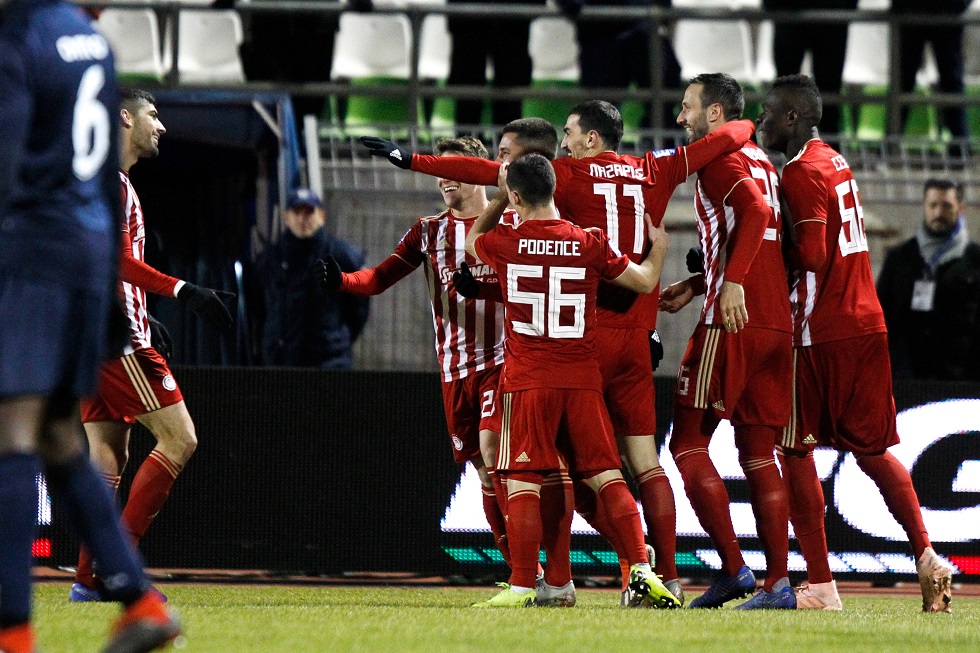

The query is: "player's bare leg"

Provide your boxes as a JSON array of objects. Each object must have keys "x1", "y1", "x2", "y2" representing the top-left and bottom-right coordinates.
[
  {"x1": 0, "y1": 396, "x2": 44, "y2": 650},
  {"x1": 618, "y1": 433, "x2": 681, "y2": 603},
  {"x1": 583, "y1": 469, "x2": 677, "y2": 608},
  {"x1": 478, "y1": 429, "x2": 510, "y2": 565}
]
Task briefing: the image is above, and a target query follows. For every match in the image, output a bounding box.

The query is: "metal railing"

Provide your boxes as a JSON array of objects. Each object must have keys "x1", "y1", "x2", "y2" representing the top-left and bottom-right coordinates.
[{"x1": 85, "y1": 1, "x2": 980, "y2": 135}]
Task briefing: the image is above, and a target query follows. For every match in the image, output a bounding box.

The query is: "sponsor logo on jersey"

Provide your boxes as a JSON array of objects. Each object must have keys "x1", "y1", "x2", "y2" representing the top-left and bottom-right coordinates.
[
  {"x1": 650, "y1": 148, "x2": 676, "y2": 159},
  {"x1": 515, "y1": 451, "x2": 531, "y2": 463},
  {"x1": 162, "y1": 375, "x2": 177, "y2": 392},
  {"x1": 451, "y1": 435, "x2": 463, "y2": 451},
  {"x1": 439, "y1": 263, "x2": 495, "y2": 286}
]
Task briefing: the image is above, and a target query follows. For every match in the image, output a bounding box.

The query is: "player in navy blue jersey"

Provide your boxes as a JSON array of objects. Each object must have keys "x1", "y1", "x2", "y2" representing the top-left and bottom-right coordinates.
[{"x1": 0, "y1": 1, "x2": 179, "y2": 651}]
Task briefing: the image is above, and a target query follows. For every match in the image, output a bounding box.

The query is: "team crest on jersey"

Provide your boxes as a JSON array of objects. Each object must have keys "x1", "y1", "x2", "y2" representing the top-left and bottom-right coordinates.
[
  {"x1": 451, "y1": 435, "x2": 463, "y2": 451},
  {"x1": 162, "y1": 375, "x2": 177, "y2": 392}
]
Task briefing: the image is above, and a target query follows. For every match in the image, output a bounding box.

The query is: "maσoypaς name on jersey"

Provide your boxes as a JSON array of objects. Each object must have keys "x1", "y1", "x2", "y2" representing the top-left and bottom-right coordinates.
[
  {"x1": 56, "y1": 33, "x2": 110, "y2": 62},
  {"x1": 589, "y1": 162, "x2": 646, "y2": 180},
  {"x1": 518, "y1": 239, "x2": 581, "y2": 256}
]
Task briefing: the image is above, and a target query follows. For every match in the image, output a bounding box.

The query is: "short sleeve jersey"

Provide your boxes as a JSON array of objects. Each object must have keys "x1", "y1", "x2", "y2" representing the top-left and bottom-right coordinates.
[
  {"x1": 0, "y1": 0, "x2": 119, "y2": 288},
  {"x1": 694, "y1": 142, "x2": 791, "y2": 333},
  {"x1": 393, "y1": 209, "x2": 518, "y2": 381},
  {"x1": 551, "y1": 148, "x2": 691, "y2": 330},
  {"x1": 782, "y1": 139, "x2": 886, "y2": 346},
  {"x1": 474, "y1": 218, "x2": 630, "y2": 392}
]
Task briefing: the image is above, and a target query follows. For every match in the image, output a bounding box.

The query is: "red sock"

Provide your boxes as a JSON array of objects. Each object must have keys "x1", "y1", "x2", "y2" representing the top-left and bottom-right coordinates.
[
  {"x1": 635, "y1": 466, "x2": 678, "y2": 580},
  {"x1": 780, "y1": 450, "x2": 832, "y2": 584},
  {"x1": 539, "y1": 473, "x2": 573, "y2": 587},
  {"x1": 736, "y1": 426, "x2": 788, "y2": 591},
  {"x1": 671, "y1": 407, "x2": 744, "y2": 576},
  {"x1": 76, "y1": 473, "x2": 121, "y2": 588},
  {"x1": 121, "y1": 450, "x2": 181, "y2": 543},
  {"x1": 505, "y1": 476, "x2": 543, "y2": 589},
  {"x1": 574, "y1": 479, "x2": 629, "y2": 588},
  {"x1": 594, "y1": 476, "x2": 647, "y2": 566},
  {"x1": 482, "y1": 466, "x2": 511, "y2": 566},
  {"x1": 0, "y1": 623, "x2": 35, "y2": 653},
  {"x1": 856, "y1": 452, "x2": 931, "y2": 559}
]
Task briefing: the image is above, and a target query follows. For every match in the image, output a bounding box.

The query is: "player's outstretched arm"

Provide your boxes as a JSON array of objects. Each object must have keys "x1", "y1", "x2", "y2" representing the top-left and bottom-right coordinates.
[
  {"x1": 612, "y1": 214, "x2": 668, "y2": 294},
  {"x1": 683, "y1": 119, "x2": 755, "y2": 175},
  {"x1": 323, "y1": 253, "x2": 417, "y2": 296},
  {"x1": 659, "y1": 275, "x2": 704, "y2": 314},
  {"x1": 177, "y1": 283, "x2": 236, "y2": 330}
]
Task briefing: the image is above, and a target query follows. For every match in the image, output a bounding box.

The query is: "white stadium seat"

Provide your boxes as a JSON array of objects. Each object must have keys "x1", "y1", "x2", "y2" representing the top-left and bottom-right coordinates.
[{"x1": 95, "y1": 8, "x2": 166, "y2": 81}]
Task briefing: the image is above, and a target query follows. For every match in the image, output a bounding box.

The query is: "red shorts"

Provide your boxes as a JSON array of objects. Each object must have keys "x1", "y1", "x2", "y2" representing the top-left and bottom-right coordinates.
[
  {"x1": 441, "y1": 365, "x2": 502, "y2": 464},
  {"x1": 596, "y1": 327, "x2": 656, "y2": 436},
  {"x1": 498, "y1": 388, "x2": 621, "y2": 475},
  {"x1": 781, "y1": 334, "x2": 899, "y2": 456},
  {"x1": 80, "y1": 347, "x2": 183, "y2": 424},
  {"x1": 674, "y1": 324, "x2": 792, "y2": 428}
]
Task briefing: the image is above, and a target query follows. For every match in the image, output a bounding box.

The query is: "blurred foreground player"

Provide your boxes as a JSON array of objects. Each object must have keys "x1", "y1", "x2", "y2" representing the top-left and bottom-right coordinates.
[
  {"x1": 73, "y1": 89, "x2": 235, "y2": 602},
  {"x1": 0, "y1": 1, "x2": 179, "y2": 651},
  {"x1": 466, "y1": 155, "x2": 676, "y2": 608},
  {"x1": 758, "y1": 74, "x2": 953, "y2": 613}
]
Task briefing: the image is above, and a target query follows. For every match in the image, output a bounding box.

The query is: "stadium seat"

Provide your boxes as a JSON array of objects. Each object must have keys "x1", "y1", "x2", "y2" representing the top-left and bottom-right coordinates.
[
  {"x1": 523, "y1": 14, "x2": 580, "y2": 130},
  {"x1": 411, "y1": 0, "x2": 455, "y2": 133},
  {"x1": 842, "y1": 0, "x2": 942, "y2": 141},
  {"x1": 95, "y1": 8, "x2": 166, "y2": 83},
  {"x1": 163, "y1": 9, "x2": 246, "y2": 83}
]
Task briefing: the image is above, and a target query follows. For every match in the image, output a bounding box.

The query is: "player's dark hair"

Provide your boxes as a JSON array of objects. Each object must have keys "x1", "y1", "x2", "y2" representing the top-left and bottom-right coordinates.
[
  {"x1": 120, "y1": 88, "x2": 157, "y2": 115},
  {"x1": 507, "y1": 153, "x2": 556, "y2": 209},
  {"x1": 568, "y1": 100, "x2": 624, "y2": 151},
  {"x1": 769, "y1": 74, "x2": 823, "y2": 126},
  {"x1": 690, "y1": 73, "x2": 745, "y2": 121},
  {"x1": 436, "y1": 136, "x2": 488, "y2": 159},
  {"x1": 500, "y1": 118, "x2": 559, "y2": 159},
  {"x1": 924, "y1": 178, "x2": 965, "y2": 201}
]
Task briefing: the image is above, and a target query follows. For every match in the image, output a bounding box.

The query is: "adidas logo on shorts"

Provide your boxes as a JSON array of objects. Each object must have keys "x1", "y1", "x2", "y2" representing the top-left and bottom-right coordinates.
[
  {"x1": 515, "y1": 452, "x2": 531, "y2": 463},
  {"x1": 712, "y1": 400, "x2": 726, "y2": 411},
  {"x1": 802, "y1": 434, "x2": 817, "y2": 445}
]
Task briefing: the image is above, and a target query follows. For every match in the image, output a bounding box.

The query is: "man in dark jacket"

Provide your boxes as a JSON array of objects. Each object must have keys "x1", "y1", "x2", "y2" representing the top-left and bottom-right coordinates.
[
  {"x1": 252, "y1": 189, "x2": 369, "y2": 368},
  {"x1": 877, "y1": 179, "x2": 980, "y2": 381}
]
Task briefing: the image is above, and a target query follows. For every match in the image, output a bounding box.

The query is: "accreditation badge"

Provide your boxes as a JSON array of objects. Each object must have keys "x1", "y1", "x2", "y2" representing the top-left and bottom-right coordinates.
[{"x1": 911, "y1": 279, "x2": 936, "y2": 312}]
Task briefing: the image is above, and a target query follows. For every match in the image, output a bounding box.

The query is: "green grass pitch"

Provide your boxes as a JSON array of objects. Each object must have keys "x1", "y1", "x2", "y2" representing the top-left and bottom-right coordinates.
[{"x1": 34, "y1": 583, "x2": 979, "y2": 652}]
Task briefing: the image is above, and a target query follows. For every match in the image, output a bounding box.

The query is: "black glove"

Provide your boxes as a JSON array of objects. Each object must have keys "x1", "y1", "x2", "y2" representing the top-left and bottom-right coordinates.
[
  {"x1": 147, "y1": 314, "x2": 173, "y2": 360},
  {"x1": 452, "y1": 261, "x2": 480, "y2": 299},
  {"x1": 686, "y1": 246, "x2": 705, "y2": 275},
  {"x1": 176, "y1": 283, "x2": 235, "y2": 330},
  {"x1": 649, "y1": 329, "x2": 664, "y2": 372},
  {"x1": 359, "y1": 136, "x2": 413, "y2": 170},
  {"x1": 313, "y1": 256, "x2": 342, "y2": 291}
]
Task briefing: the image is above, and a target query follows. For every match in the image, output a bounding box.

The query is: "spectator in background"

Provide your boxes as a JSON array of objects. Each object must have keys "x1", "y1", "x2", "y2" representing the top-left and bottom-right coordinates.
[
  {"x1": 252, "y1": 189, "x2": 369, "y2": 368},
  {"x1": 762, "y1": 0, "x2": 857, "y2": 139},
  {"x1": 877, "y1": 179, "x2": 980, "y2": 381},
  {"x1": 558, "y1": 0, "x2": 681, "y2": 132},
  {"x1": 447, "y1": 0, "x2": 545, "y2": 130},
  {"x1": 237, "y1": 0, "x2": 372, "y2": 123},
  {"x1": 891, "y1": 0, "x2": 969, "y2": 148}
]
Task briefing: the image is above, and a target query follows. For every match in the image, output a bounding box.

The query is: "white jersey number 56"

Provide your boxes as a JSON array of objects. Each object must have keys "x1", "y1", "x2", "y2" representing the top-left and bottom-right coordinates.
[{"x1": 507, "y1": 264, "x2": 586, "y2": 339}]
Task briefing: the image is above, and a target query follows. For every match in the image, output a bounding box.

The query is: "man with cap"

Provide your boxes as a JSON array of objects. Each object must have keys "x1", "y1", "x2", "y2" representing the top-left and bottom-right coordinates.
[{"x1": 250, "y1": 188, "x2": 369, "y2": 368}]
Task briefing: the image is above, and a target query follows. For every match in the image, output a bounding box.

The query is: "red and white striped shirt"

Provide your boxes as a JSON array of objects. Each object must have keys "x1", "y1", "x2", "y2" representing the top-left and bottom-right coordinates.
[
  {"x1": 394, "y1": 210, "x2": 514, "y2": 381},
  {"x1": 117, "y1": 172, "x2": 181, "y2": 354},
  {"x1": 693, "y1": 142, "x2": 791, "y2": 333}
]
